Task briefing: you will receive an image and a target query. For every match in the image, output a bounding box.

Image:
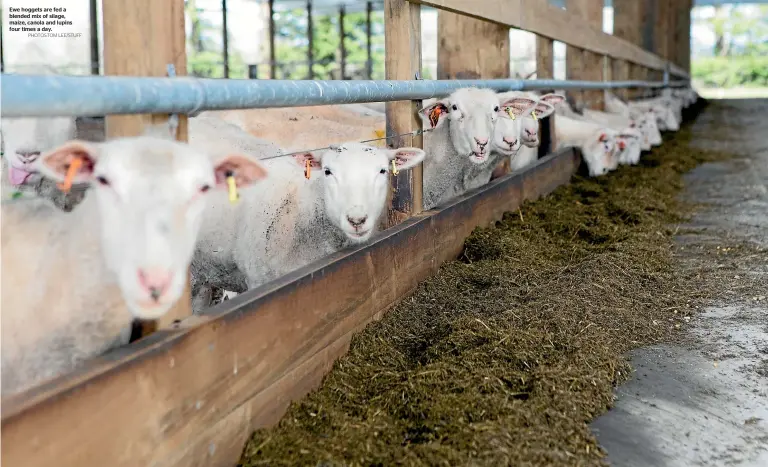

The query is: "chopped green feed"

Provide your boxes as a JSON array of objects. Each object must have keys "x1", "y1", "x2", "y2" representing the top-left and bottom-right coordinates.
[{"x1": 239, "y1": 102, "x2": 735, "y2": 466}]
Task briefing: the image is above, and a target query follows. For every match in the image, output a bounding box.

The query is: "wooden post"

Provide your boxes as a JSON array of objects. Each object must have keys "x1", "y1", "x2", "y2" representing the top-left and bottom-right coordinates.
[
  {"x1": 222, "y1": 0, "x2": 230, "y2": 78},
  {"x1": 366, "y1": 1, "x2": 373, "y2": 79},
  {"x1": 565, "y1": 0, "x2": 604, "y2": 110},
  {"x1": 339, "y1": 5, "x2": 346, "y2": 80},
  {"x1": 89, "y1": 0, "x2": 100, "y2": 75},
  {"x1": 307, "y1": 0, "x2": 314, "y2": 79},
  {"x1": 384, "y1": 0, "x2": 423, "y2": 226},
  {"x1": 614, "y1": 0, "x2": 651, "y2": 99},
  {"x1": 653, "y1": 0, "x2": 671, "y2": 60},
  {"x1": 676, "y1": 0, "x2": 692, "y2": 73},
  {"x1": 438, "y1": 11, "x2": 510, "y2": 176},
  {"x1": 612, "y1": 59, "x2": 630, "y2": 100},
  {"x1": 536, "y1": 35, "x2": 556, "y2": 158},
  {"x1": 269, "y1": 0, "x2": 276, "y2": 79},
  {"x1": 103, "y1": 0, "x2": 191, "y2": 334}
]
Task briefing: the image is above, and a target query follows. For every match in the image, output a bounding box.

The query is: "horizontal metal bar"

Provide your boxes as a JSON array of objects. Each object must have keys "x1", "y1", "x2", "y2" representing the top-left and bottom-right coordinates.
[{"x1": 0, "y1": 74, "x2": 689, "y2": 118}]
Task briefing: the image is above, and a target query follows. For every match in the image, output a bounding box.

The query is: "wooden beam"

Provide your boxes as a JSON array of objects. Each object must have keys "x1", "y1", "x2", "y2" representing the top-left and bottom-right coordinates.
[
  {"x1": 406, "y1": 0, "x2": 688, "y2": 77},
  {"x1": 436, "y1": 12, "x2": 510, "y2": 80},
  {"x1": 339, "y1": 5, "x2": 346, "y2": 80},
  {"x1": 102, "y1": 0, "x2": 191, "y2": 334},
  {"x1": 566, "y1": 0, "x2": 604, "y2": 110},
  {"x1": 676, "y1": 0, "x2": 692, "y2": 73},
  {"x1": 536, "y1": 35, "x2": 556, "y2": 160},
  {"x1": 653, "y1": 0, "x2": 671, "y2": 60},
  {"x1": 614, "y1": 0, "x2": 652, "y2": 98},
  {"x1": 89, "y1": 0, "x2": 100, "y2": 75},
  {"x1": 269, "y1": 0, "x2": 276, "y2": 79},
  {"x1": 384, "y1": 0, "x2": 423, "y2": 227},
  {"x1": 0, "y1": 147, "x2": 581, "y2": 467},
  {"x1": 222, "y1": 0, "x2": 230, "y2": 78}
]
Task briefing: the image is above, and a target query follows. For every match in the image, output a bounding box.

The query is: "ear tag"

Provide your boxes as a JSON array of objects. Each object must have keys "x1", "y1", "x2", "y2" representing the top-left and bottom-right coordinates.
[
  {"x1": 304, "y1": 159, "x2": 311, "y2": 180},
  {"x1": 531, "y1": 110, "x2": 538, "y2": 122},
  {"x1": 57, "y1": 156, "x2": 82, "y2": 193},
  {"x1": 391, "y1": 159, "x2": 399, "y2": 176},
  {"x1": 505, "y1": 107, "x2": 516, "y2": 120},
  {"x1": 225, "y1": 170, "x2": 239, "y2": 204},
  {"x1": 374, "y1": 129, "x2": 385, "y2": 139},
  {"x1": 429, "y1": 106, "x2": 444, "y2": 128}
]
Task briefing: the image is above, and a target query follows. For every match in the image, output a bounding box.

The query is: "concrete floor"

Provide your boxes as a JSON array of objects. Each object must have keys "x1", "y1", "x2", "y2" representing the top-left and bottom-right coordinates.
[{"x1": 591, "y1": 99, "x2": 768, "y2": 466}]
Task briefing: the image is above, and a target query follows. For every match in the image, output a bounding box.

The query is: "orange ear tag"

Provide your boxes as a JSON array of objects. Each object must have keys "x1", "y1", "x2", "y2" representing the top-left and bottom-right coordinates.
[
  {"x1": 304, "y1": 159, "x2": 311, "y2": 179},
  {"x1": 57, "y1": 157, "x2": 82, "y2": 193},
  {"x1": 429, "y1": 106, "x2": 444, "y2": 128}
]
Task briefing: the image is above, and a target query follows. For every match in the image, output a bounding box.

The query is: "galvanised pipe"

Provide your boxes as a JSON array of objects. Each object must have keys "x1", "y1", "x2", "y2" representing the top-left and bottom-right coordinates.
[{"x1": 0, "y1": 74, "x2": 690, "y2": 118}]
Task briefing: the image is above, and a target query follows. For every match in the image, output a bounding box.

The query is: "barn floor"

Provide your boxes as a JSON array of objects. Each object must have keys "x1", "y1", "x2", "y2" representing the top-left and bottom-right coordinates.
[{"x1": 592, "y1": 98, "x2": 768, "y2": 466}]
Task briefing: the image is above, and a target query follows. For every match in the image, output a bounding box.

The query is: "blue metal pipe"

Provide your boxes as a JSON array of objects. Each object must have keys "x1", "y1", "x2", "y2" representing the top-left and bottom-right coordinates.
[{"x1": 0, "y1": 74, "x2": 690, "y2": 118}]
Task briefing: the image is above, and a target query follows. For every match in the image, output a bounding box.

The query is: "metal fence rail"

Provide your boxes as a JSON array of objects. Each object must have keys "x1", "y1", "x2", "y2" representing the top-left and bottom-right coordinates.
[{"x1": 0, "y1": 74, "x2": 689, "y2": 118}]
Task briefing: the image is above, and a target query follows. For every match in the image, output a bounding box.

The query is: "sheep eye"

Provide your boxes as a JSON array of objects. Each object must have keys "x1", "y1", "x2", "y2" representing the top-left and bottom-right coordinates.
[
  {"x1": 452, "y1": 105, "x2": 458, "y2": 111},
  {"x1": 324, "y1": 168, "x2": 332, "y2": 176},
  {"x1": 494, "y1": 106, "x2": 500, "y2": 112},
  {"x1": 199, "y1": 184, "x2": 211, "y2": 193},
  {"x1": 96, "y1": 176, "x2": 110, "y2": 186},
  {"x1": 379, "y1": 168, "x2": 387, "y2": 174}
]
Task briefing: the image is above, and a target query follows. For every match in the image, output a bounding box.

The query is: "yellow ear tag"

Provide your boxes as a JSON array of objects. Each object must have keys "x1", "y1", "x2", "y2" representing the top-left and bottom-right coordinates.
[
  {"x1": 391, "y1": 159, "x2": 399, "y2": 175},
  {"x1": 505, "y1": 107, "x2": 516, "y2": 120},
  {"x1": 304, "y1": 159, "x2": 312, "y2": 179},
  {"x1": 226, "y1": 172, "x2": 239, "y2": 204},
  {"x1": 374, "y1": 129, "x2": 385, "y2": 138},
  {"x1": 531, "y1": 110, "x2": 538, "y2": 122}
]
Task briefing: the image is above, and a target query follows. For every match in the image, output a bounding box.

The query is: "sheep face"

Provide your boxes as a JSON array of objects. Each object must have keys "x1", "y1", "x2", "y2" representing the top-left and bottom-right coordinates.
[
  {"x1": 0, "y1": 116, "x2": 76, "y2": 188},
  {"x1": 616, "y1": 129, "x2": 643, "y2": 166},
  {"x1": 35, "y1": 136, "x2": 267, "y2": 320},
  {"x1": 519, "y1": 93, "x2": 564, "y2": 148},
  {"x1": 582, "y1": 129, "x2": 619, "y2": 177},
  {"x1": 490, "y1": 94, "x2": 539, "y2": 157},
  {"x1": 295, "y1": 142, "x2": 425, "y2": 244},
  {"x1": 419, "y1": 88, "x2": 502, "y2": 165}
]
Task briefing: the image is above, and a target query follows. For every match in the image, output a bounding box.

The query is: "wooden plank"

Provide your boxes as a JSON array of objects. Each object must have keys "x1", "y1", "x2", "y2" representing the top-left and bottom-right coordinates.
[
  {"x1": 102, "y1": 0, "x2": 191, "y2": 334},
  {"x1": 612, "y1": 59, "x2": 631, "y2": 101},
  {"x1": 565, "y1": 0, "x2": 604, "y2": 110},
  {"x1": 654, "y1": 0, "x2": 671, "y2": 60},
  {"x1": 406, "y1": 0, "x2": 687, "y2": 77},
  {"x1": 676, "y1": 0, "x2": 692, "y2": 73},
  {"x1": 384, "y1": 0, "x2": 423, "y2": 227},
  {"x1": 437, "y1": 10, "x2": 511, "y2": 175},
  {"x1": 0, "y1": 148, "x2": 581, "y2": 467},
  {"x1": 536, "y1": 35, "x2": 556, "y2": 159}
]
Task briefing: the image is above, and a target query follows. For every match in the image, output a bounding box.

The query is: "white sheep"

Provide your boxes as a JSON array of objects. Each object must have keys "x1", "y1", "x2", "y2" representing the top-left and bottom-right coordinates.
[
  {"x1": 417, "y1": 87, "x2": 537, "y2": 208},
  {"x1": 187, "y1": 115, "x2": 425, "y2": 311},
  {"x1": 604, "y1": 91, "x2": 680, "y2": 132},
  {"x1": 582, "y1": 108, "x2": 663, "y2": 150},
  {"x1": 555, "y1": 115, "x2": 620, "y2": 177},
  {"x1": 1, "y1": 131, "x2": 268, "y2": 395}
]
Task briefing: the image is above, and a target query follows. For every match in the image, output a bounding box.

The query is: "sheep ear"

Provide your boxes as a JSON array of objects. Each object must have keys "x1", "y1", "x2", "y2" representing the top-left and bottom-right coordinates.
[
  {"x1": 539, "y1": 93, "x2": 565, "y2": 107},
  {"x1": 532, "y1": 101, "x2": 555, "y2": 119},
  {"x1": 292, "y1": 151, "x2": 323, "y2": 170},
  {"x1": 386, "y1": 147, "x2": 426, "y2": 171},
  {"x1": 37, "y1": 140, "x2": 98, "y2": 184},
  {"x1": 418, "y1": 100, "x2": 450, "y2": 129},
  {"x1": 213, "y1": 153, "x2": 268, "y2": 188},
  {"x1": 498, "y1": 96, "x2": 537, "y2": 118}
]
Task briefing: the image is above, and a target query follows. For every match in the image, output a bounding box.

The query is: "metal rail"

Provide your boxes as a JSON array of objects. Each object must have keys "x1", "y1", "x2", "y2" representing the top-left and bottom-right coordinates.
[{"x1": 0, "y1": 74, "x2": 689, "y2": 118}]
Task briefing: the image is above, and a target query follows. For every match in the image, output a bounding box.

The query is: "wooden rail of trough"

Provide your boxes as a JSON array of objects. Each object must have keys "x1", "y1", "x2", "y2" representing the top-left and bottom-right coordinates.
[{"x1": 1, "y1": 148, "x2": 581, "y2": 467}]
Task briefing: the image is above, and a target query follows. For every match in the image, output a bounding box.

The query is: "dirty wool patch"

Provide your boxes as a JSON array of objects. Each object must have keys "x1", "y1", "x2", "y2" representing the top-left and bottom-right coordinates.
[{"x1": 239, "y1": 109, "x2": 734, "y2": 466}]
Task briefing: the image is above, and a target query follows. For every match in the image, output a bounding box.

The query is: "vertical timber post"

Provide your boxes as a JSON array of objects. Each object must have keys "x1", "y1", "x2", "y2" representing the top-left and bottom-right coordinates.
[
  {"x1": 339, "y1": 5, "x2": 346, "y2": 80},
  {"x1": 614, "y1": 0, "x2": 648, "y2": 98},
  {"x1": 536, "y1": 34, "x2": 556, "y2": 158},
  {"x1": 384, "y1": 0, "x2": 423, "y2": 227},
  {"x1": 222, "y1": 0, "x2": 230, "y2": 78},
  {"x1": 89, "y1": 0, "x2": 100, "y2": 75},
  {"x1": 103, "y1": 0, "x2": 191, "y2": 335},
  {"x1": 268, "y1": 0, "x2": 276, "y2": 79},
  {"x1": 566, "y1": 0, "x2": 604, "y2": 110},
  {"x1": 437, "y1": 11, "x2": 510, "y2": 176}
]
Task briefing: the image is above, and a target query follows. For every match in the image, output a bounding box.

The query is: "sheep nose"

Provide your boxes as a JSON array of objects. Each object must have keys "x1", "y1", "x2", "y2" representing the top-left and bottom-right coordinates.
[
  {"x1": 138, "y1": 268, "x2": 173, "y2": 302},
  {"x1": 618, "y1": 141, "x2": 626, "y2": 150},
  {"x1": 347, "y1": 215, "x2": 368, "y2": 228},
  {"x1": 503, "y1": 137, "x2": 518, "y2": 148},
  {"x1": 474, "y1": 137, "x2": 488, "y2": 148},
  {"x1": 15, "y1": 150, "x2": 40, "y2": 163},
  {"x1": 525, "y1": 128, "x2": 537, "y2": 137}
]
